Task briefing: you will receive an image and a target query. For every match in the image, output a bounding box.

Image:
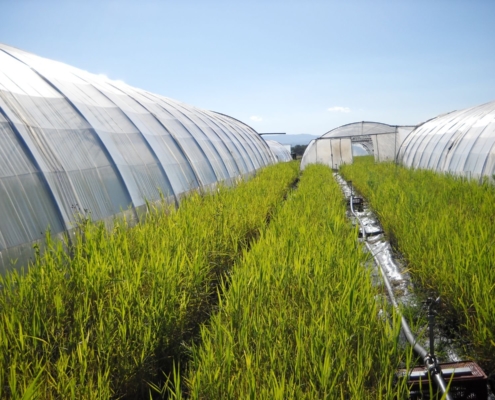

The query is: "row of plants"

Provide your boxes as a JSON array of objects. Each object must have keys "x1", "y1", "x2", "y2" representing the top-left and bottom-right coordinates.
[
  {"x1": 178, "y1": 164, "x2": 413, "y2": 399},
  {"x1": 0, "y1": 162, "x2": 299, "y2": 399},
  {"x1": 340, "y1": 156, "x2": 495, "y2": 372}
]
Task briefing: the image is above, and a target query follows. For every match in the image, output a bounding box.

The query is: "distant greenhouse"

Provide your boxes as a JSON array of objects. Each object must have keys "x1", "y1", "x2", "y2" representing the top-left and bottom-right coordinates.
[
  {"x1": 264, "y1": 140, "x2": 292, "y2": 162},
  {"x1": 300, "y1": 122, "x2": 416, "y2": 170},
  {"x1": 398, "y1": 100, "x2": 495, "y2": 182},
  {"x1": 302, "y1": 102, "x2": 495, "y2": 184},
  {"x1": 0, "y1": 43, "x2": 279, "y2": 271}
]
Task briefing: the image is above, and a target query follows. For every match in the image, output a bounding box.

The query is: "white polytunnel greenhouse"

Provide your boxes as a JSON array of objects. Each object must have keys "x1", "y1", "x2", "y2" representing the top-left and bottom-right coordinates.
[
  {"x1": 301, "y1": 121, "x2": 416, "y2": 169},
  {"x1": 264, "y1": 140, "x2": 292, "y2": 162},
  {"x1": 397, "y1": 100, "x2": 495, "y2": 182},
  {"x1": 0, "y1": 43, "x2": 280, "y2": 271}
]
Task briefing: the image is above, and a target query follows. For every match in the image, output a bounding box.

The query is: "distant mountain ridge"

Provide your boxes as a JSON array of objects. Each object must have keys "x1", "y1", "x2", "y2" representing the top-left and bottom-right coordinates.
[{"x1": 262, "y1": 134, "x2": 317, "y2": 146}]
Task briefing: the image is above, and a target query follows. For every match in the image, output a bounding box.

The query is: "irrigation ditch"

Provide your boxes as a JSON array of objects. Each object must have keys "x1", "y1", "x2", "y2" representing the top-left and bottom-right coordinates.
[{"x1": 335, "y1": 173, "x2": 494, "y2": 399}]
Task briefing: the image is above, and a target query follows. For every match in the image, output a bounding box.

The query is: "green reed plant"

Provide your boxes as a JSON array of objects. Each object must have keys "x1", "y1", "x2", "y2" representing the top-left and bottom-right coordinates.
[
  {"x1": 183, "y1": 164, "x2": 412, "y2": 399},
  {"x1": 341, "y1": 156, "x2": 495, "y2": 370},
  {"x1": 0, "y1": 162, "x2": 299, "y2": 399}
]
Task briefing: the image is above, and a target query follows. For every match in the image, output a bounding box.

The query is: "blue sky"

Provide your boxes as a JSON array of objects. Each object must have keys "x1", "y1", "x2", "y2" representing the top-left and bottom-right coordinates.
[{"x1": 2, "y1": 0, "x2": 494, "y2": 135}]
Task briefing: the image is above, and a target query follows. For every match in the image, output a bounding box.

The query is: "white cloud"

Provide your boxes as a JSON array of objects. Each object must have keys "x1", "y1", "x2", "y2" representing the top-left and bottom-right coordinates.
[
  {"x1": 250, "y1": 115, "x2": 263, "y2": 122},
  {"x1": 328, "y1": 106, "x2": 351, "y2": 113}
]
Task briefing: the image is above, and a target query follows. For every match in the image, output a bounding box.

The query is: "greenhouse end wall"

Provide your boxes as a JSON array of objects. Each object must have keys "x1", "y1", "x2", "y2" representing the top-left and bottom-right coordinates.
[
  {"x1": 301, "y1": 122, "x2": 415, "y2": 169},
  {"x1": 300, "y1": 138, "x2": 353, "y2": 170}
]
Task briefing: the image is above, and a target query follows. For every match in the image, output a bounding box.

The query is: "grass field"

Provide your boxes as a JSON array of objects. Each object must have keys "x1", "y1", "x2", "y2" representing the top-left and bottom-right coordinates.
[
  {"x1": 2, "y1": 160, "x2": 443, "y2": 398},
  {"x1": 341, "y1": 156, "x2": 495, "y2": 374},
  {"x1": 0, "y1": 162, "x2": 299, "y2": 399},
  {"x1": 180, "y1": 164, "x2": 412, "y2": 399}
]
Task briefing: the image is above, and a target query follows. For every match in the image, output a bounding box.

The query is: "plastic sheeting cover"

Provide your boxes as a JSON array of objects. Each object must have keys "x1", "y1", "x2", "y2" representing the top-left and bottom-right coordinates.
[
  {"x1": 302, "y1": 122, "x2": 417, "y2": 168},
  {"x1": 322, "y1": 121, "x2": 402, "y2": 157},
  {"x1": 370, "y1": 126, "x2": 415, "y2": 162},
  {"x1": 300, "y1": 138, "x2": 353, "y2": 170},
  {"x1": 0, "y1": 43, "x2": 277, "y2": 271},
  {"x1": 398, "y1": 100, "x2": 495, "y2": 182},
  {"x1": 322, "y1": 121, "x2": 397, "y2": 138},
  {"x1": 264, "y1": 140, "x2": 292, "y2": 162}
]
